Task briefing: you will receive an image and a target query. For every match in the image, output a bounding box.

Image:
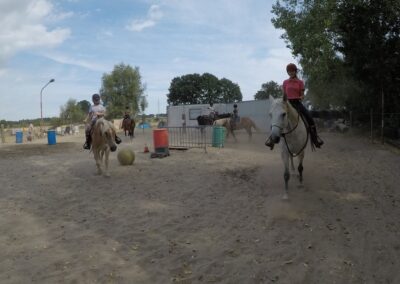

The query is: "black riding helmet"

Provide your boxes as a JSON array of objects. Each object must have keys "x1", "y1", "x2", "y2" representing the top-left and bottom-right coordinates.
[
  {"x1": 92, "y1": 93, "x2": 100, "y2": 101},
  {"x1": 233, "y1": 104, "x2": 238, "y2": 108}
]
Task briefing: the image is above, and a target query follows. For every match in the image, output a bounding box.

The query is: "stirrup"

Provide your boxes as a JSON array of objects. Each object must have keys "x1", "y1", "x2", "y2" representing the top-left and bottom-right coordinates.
[
  {"x1": 115, "y1": 136, "x2": 122, "y2": 144},
  {"x1": 315, "y1": 137, "x2": 324, "y2": 148}
]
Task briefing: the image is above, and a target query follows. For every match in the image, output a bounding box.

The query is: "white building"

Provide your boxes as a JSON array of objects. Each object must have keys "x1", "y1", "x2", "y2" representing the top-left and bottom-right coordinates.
[{"x1": 167, "y1": 99, "x2": 272, "y2": 133}]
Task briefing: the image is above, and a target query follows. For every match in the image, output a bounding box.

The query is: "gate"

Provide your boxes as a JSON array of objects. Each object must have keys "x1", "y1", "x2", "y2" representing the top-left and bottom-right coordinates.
[{"x1": 165, "y1": 126, "x2": 213, "y2": 152}]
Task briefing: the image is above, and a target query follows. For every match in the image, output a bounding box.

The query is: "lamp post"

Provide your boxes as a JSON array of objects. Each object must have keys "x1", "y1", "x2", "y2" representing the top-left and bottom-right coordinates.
[{"x1": 40, "y1": 79, "x2": 55, "y2": 134}]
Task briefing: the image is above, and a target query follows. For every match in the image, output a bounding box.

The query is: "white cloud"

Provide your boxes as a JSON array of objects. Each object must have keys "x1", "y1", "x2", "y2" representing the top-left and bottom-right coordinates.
[
  {"x1": 42, "y1": 52, "x2": 108, "y2": 71},
  {"x1": 0, "y1": 0, "x2": 70, "y2": 66},
  {"x1": 126, "y1": 4, "x2": 163, "y2": 32}
]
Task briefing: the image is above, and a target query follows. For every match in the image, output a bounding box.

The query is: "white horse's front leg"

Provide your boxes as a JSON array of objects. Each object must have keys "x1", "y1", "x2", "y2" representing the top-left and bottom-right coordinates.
[
  {"x1": 281, "y1": 149, "x2": 290, "y2": 200},
  {"x1": 104, "y1": 149, "x2": 110, "y2": 177}
]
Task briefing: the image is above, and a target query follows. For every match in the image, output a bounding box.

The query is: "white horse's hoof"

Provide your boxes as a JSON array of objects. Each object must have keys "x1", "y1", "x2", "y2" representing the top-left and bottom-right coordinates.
[{"x1": 282, "y1": 194, "x2": 289, "y2": 200}]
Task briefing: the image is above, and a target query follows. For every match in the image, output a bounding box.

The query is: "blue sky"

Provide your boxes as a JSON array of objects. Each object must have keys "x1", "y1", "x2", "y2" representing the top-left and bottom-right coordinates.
[{"x1": 0, "y1": 0, "x2": 294, "y2": 121}]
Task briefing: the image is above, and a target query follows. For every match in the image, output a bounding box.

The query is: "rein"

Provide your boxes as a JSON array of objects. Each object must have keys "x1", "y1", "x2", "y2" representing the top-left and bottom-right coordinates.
[{"x1": 272, "y1": 105, "x2": 309, "y2": 157}]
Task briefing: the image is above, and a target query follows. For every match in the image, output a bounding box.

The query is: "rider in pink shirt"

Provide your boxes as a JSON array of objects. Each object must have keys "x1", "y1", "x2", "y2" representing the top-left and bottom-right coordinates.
[{"x1": 265, "y1": 63, "x2": 323, "y2": 149}]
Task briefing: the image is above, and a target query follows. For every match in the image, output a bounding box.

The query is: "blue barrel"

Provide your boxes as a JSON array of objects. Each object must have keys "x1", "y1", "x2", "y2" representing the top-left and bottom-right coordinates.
[
  {"x1": 47, "y1": 130, "x2": 56, "y2": 145},
  {"x1": 212, "y1": 126, "x2": 225, "y2": 148},
  {"x1": 16, "y1": 131, "x2": 23, "y2": 144}
]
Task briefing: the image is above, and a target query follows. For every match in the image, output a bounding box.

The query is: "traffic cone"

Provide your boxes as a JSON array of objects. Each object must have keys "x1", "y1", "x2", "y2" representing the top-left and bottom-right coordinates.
[{"x1": 144, "y1": 143, "x2": 149, "y2": 153}]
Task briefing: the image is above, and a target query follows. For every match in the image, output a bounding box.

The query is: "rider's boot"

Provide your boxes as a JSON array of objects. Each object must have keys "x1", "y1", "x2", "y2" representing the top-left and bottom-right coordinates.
[
  {"x1": 265, "y1": 136, "x2": 274, "y2": 150},
  {"x1": 310, "y1": 126, "x2": 324, "y2": 148},
  {"x1": 83, "y1": 131, "x2": 91, "y2": 150}
]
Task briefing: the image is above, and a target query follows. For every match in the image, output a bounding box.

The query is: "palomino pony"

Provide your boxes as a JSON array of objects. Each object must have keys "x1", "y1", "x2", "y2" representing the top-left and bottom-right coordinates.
[
  {"x1": 268, "y1": 96, "x2": 309, "y2": 199},
  {"x1": 122, "y1": 116, "x2": 135, "y2": 139},
  {"x1": 214, "y1": 117, "x2": 259, "y2": 141},
  {"x1": 91, "y1": 117, "x2": 118, "y2": 177}
]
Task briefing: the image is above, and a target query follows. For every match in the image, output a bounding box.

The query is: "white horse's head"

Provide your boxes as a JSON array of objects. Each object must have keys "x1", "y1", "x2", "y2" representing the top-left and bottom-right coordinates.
[{"x1": 269, "y1": 96, "x2": 290, "y2": 145}]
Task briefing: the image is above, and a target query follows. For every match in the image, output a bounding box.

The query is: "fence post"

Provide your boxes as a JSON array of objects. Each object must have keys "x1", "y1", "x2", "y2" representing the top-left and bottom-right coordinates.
[
  {"x1": 381, "y1": 89, "x2": 384, "y2": 144},
  {"x1": 349, "y1": 111, "x2": 353, "y2": 129},
  {"x1": 370, "y1": 109, "x2": 373, "y2": 143},
  {"x1": 0, "y1": 124, "x2": 5, "y2": 143}
]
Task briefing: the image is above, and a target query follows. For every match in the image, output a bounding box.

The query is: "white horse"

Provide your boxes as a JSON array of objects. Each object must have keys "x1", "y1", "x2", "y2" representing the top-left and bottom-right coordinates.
[
  {"x1": 91, "y1": 117, "x2": 118, "y2": 177},
  {"x1": 268, "y1": 96, "x2": 309, "y2": 199}
]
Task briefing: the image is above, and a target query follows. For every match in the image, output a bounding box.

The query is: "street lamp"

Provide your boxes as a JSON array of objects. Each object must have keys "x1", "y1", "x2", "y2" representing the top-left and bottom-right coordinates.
[{"x1": 40, "y1": 78, "x2": 55, "y2": 133}]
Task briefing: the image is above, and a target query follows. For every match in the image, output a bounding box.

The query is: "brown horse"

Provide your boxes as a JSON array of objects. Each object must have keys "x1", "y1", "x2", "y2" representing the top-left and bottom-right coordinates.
[
  {"x1": 91, "y1": 118, "x2": 118, "y2": 177},
  {"x1": 214, "y1": 117, "x2": 260, "y2": 141},
  {"x1": 122, "y1": 117, "x2": 135, "y2": 139}
]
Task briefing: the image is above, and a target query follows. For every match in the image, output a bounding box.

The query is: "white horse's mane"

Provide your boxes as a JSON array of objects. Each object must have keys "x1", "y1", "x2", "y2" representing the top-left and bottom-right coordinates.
[{"x1": 270, "y1": 97, "x2": 298, "y2": 122}]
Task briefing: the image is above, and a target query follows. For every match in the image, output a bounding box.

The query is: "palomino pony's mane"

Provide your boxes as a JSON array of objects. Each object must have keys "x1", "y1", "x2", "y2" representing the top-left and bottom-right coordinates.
[{"x1": 96, "y1": 117, "x2": 115, "y2": 133}]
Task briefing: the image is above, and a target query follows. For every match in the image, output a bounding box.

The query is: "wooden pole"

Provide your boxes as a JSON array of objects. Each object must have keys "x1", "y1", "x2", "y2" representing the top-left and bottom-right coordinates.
[
  {"x1": 0, "y1": 124, "x2": 5, "y2": 143},
  {"x1": 349, "y1": 111, "x2": 353, "y2": 129},
  {"x1": 381, "y1": 89, "x2": 384, "y2": 144}
]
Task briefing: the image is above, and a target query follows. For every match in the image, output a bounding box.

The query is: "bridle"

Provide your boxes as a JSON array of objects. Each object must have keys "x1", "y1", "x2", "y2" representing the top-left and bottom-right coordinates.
[{"x1": 271, "y1": 104, "x2": 309, "y2": 157}]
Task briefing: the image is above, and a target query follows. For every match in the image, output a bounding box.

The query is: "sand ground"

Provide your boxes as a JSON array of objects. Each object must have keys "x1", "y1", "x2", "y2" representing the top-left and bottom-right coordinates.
[{"x1": 0, "y1": 128, "x2": 399, "y2": 284}]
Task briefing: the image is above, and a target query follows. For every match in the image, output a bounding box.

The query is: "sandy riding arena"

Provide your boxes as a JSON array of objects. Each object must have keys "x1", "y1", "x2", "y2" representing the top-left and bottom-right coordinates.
[{"x1": 1, "y1": 129, "x2": 399, "y2": 283}]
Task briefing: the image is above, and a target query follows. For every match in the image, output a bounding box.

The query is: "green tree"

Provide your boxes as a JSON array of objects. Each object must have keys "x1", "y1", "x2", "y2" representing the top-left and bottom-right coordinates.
[
  {"x1": 139, "y1": 95, "x2": 148, "y2": 114},
  {"x1": 254, "y1": 81, "x2": 282, "y2": 100},
  {"x1": 167, "y1": 74, "x2": 203, "y2": 105},
  {"x1": 167, "y1": 73, "x2": 242, "y2": 105},
  {"x1": 77, "y1": 100, "x2": 91, "y2": 114},
  {"x1": 59, "y1": 99, "x2": 85, "y2": 124},
  {"x1": 334, "y1": 0, "x2": 400, "y2": 116},
  {"x1": 271, "y1": 0, "x2": 347, "y2": 109},
  {"x1": 218, "y1": 78, "x2": 242, "y2": 103},
  {"x1": 100, "y1": 63, "x2": 145, "y2": 119}
]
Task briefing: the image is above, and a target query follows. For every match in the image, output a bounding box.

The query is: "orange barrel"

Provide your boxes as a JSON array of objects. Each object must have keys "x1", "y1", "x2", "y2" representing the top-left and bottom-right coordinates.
[{"x1": 153, "y1": 129, "x2": 169, "y2": 154}]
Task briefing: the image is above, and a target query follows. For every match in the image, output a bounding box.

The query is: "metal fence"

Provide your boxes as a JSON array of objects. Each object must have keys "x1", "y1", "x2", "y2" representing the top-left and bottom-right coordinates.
[
  {"x1": 165, "y1": 126, "x2": 213, "y2": 152},
  {"x1": 311, "y1": 110, "x2": 400, "y2": 143}
]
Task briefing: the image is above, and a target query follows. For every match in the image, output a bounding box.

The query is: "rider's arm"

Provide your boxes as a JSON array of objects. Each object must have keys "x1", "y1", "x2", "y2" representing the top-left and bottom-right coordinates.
[
  {"x1": 299, "y1": 81, "x2": 305, "y2": 100},
  {"x1": 300, "y1": 89, "x2": 305, "y2": 100},
  {"x1": 95, "y1": 106, "x2": 106, "y2": 117}
]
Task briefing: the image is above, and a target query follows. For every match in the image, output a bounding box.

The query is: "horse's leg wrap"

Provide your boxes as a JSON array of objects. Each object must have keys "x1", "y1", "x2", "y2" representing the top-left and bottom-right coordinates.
[
  {"x1": 284, "y1": 170, "x2": 290, "y2": 191},
  {"x1": 298, "y1": 163, "x2": 303, "y2": 182}
]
